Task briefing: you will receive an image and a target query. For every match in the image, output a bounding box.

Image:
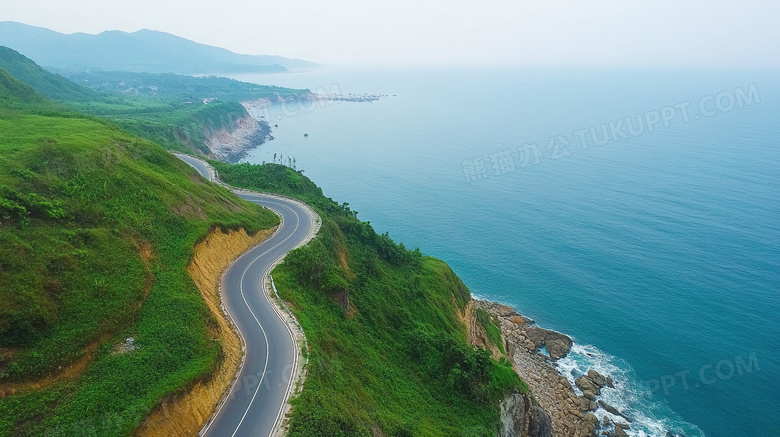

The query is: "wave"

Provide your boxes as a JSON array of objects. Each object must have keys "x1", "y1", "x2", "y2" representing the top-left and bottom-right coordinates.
[{"x1": 555, "y1": 344, "x2": 706, "y2": 437}]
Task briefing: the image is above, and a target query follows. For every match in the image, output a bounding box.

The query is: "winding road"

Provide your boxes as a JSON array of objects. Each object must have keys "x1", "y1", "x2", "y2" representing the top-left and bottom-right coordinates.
[{"x1": 175, "y1": 154, "x2": 317, "y2": 437}]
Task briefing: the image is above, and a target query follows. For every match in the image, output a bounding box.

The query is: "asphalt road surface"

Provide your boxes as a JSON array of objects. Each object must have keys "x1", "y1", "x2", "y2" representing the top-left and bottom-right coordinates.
[{"x1": 176, "y1": 154, "x2": 314, "y2": 437}]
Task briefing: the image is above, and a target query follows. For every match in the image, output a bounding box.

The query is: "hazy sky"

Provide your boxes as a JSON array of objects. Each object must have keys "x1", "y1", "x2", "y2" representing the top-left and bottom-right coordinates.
[{"x1": 3, "y1": 0, "x2": 779, "y2": 67}]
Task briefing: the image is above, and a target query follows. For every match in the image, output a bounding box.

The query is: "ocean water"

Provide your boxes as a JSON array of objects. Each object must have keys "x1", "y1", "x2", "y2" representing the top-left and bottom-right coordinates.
[{"x1": 231, "y1": 67, "x2": 780, "y2": 436}]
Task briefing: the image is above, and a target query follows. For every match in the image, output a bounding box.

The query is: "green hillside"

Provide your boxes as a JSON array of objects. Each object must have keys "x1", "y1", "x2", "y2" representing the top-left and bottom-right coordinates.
[
  {"x1": 0, "y1": 46, "x2": 99, "y2": 103},
  {"x1": 0, "y1": 67, "x2": 49, "y2": 108},
  {"x1": 0, "y1": 79, "x2": 278, "y2": 436},
  {"x1": 213, "y1": 162, "x2": 527, "y2": 436},
  {"x1": 0, "y1": 51, "x2": 527, "y2": 436},
  {"x1": 0, "y1": 45, "x2": 277, "y2": 159}
]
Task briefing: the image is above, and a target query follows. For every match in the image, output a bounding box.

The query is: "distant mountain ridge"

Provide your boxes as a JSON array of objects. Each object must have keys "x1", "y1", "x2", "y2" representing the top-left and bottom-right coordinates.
[{"x1": 0, "y1": 21, "x2": 319, "y2": 74}]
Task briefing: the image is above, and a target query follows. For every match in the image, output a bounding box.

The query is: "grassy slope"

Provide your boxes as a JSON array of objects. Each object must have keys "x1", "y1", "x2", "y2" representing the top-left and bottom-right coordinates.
[
  {"x1": 214, "y1": 162, "x2": 527, "y2": 436},
  {"x1": 0, "y1": 93, "x2": 279, "y2": 435},
  {"x1": 0, "y1": 46, "x2": 98, "y2": 103},
  {"x1": 0, "y1": 46, "x2": 294, "y2": 157},
  {"x1": 0, "y1": 68, "x2": 49, "y2": 108}
]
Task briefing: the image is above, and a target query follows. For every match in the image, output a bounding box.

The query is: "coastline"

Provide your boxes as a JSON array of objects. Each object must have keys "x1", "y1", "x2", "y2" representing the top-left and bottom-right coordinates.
[
  {"x1": 202, "y1": 112, "x2": 271, "y2": 163},
  {"x1": 472, "y1": 299, "x2": 660, "y2": 437}
]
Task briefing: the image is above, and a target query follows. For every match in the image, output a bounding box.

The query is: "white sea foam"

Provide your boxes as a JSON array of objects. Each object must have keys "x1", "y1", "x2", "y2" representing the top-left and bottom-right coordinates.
[{"x1": 556, "y1": 344, "x2": 706, "y2": 437}]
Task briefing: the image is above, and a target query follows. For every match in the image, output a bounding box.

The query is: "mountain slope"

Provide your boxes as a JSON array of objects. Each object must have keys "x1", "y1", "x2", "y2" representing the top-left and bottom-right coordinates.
[
  {"x1": 212, "y1": 162, "x2": 528, "y2": 435},
  {"x1": 0, "y1": 67, "x2": 49, "y2": 107},
  {"x1": 0, "y1": 46, "x2": 100, "y2": 102},
  {"x1": 0, "y1": 73, "x2": 279, "y2": 436},
  {"x1": 0, "y1": 46, "x2": 292, "y2": 161},
  {"x1": 0, "y1": 22, "x2": 318, "y2": 74}
]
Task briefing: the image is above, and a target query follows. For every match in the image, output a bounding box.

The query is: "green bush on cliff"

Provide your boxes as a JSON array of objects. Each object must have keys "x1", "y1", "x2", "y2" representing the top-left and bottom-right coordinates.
[
  {"x1": 217, "y1": 162, "x2": 527, "y2": 436},
  {"x1": 475, "y1": 308, "x2": 506, "y2": 355}
]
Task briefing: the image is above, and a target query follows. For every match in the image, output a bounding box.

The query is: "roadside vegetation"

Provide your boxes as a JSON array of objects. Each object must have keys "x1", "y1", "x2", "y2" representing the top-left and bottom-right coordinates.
[
  {"x1": 1, "y1": 47, "x2": 528, "y2": 436},
  {"x1": 0, "y1": 69, "x2": 278, "y2": 436},
  {"x1": 216, "y1": 162, "x2": 527, "y2": 436}
]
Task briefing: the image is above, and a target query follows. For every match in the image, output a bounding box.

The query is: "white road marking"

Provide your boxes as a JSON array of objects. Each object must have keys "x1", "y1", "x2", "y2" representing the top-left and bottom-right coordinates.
[{"x1": 177, "y1": 154, "x2": 311, "y2": 437}]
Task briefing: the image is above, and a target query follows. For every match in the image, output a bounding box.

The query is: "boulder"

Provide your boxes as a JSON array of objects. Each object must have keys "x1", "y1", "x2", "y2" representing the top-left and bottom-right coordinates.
[
  {"x1": 598, "y1": 400, "x2": 633, "y2": 422},
  {"x1": 499, "y1": 393, "x2": 527, "y2": 437},
  {"x1": 524, "y1": 327, "x2": 547, "y2": 348},
  {"x1": 528, "y1": 406, "x2": 554, "y2": 437},
  {"x1": 587, "y1": 370, "x2": 608, "y2": 388},
  {"x1": 493, "y1": 304, "x2": 518, "y2": 317},
  {"x1": 576, "y1": 375, "x2": 601, "y2": 396},
  {"x1": 579, "y1": 413, "x2": 600, "y2": 437},
  {"x1": 522, "y1": 327, "x2": 573, "y2": 359},
  {"x1": 546, "y1": 335, "x2": 573, "y2": 360},
  {"x1": 578, "y1": 396, "x2": 596, "y2": 412}
]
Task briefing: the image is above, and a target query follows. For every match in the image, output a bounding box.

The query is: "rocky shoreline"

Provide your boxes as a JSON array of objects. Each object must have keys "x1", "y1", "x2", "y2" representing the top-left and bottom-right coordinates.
[
  {"x1": 202, "y1": 114, "x2": 271, "y2": 163},
  {"x1": 467, "y1": 299, "x2": 642, "y2": 437}
]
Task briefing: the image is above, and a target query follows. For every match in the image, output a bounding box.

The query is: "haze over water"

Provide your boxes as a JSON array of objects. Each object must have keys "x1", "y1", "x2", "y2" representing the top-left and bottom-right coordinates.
[{"x1": 234, "y1": 67, "x2": 780, "y2": 436}]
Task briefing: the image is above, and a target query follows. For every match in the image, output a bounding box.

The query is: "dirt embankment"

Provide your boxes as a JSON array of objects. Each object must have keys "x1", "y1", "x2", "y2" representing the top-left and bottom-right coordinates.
[{"x1": 134, "y1": 226, "x2": 274, "y2": 437}]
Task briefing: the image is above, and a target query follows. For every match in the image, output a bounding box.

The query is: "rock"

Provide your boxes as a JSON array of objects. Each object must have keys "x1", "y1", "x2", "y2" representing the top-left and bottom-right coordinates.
[
  {"x1": 500, "y1": 393, "x2": 527, "y2": 437},
  {"x1": 615, "y1": 426, "x2": 629, "y2": 437},
  {"x1": 494, "y1": 303, "x2": 519, "y2": 317},
  {"x1": 582, "y1": 389, "x2": 597, "y2": 400},
  {"x1": 587, "y1": 370, "x2": 609, "y2": 388},
  {"x1": 576, "y1": 375, "x2": 601, "y2": 396},
  {"x1": 606, "y1": 376, "x2": 615, "y2": 388},
  {"x1": 603, "y1": 416, "x2": 611, "y2": 426},
  {"x1": 520, "y1": 326, "x2": 573, "y2": 359},
  {"x1": 546, "y1": 336, "x2": 572, "y2": 360},
  {"x1": 616, "y1": 423, "x2": 629, "y2": 430},
  {"x1": 510, "y1": 315, "x2": 532, "y2": 326},
  {"x1": 528, "y1": 406, "x2": 554, "y2": 437},
  {"x1": 578, "y1": 396, "x2": 596, "y2": 412},
  {"x1": 579, "y1": 413, "x2": 600, "y2": 437},
  {"x1": 525, "y1": 327, "x2": 548, "y2": 348},
  {"x1": 598, "y1": 400, "x2": 633, "y2": 423}
]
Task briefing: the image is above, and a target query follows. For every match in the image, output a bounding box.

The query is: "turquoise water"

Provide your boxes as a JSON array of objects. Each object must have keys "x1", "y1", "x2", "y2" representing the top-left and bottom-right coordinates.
[{"x1": 232, "y1": 68, "x2": 779, "y2": 436}]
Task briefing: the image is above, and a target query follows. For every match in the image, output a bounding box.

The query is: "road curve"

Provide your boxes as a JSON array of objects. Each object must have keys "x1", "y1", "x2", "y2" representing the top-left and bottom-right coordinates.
[{"x1": 175, "y1": 154, "x2": 317, "y2": 437}]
